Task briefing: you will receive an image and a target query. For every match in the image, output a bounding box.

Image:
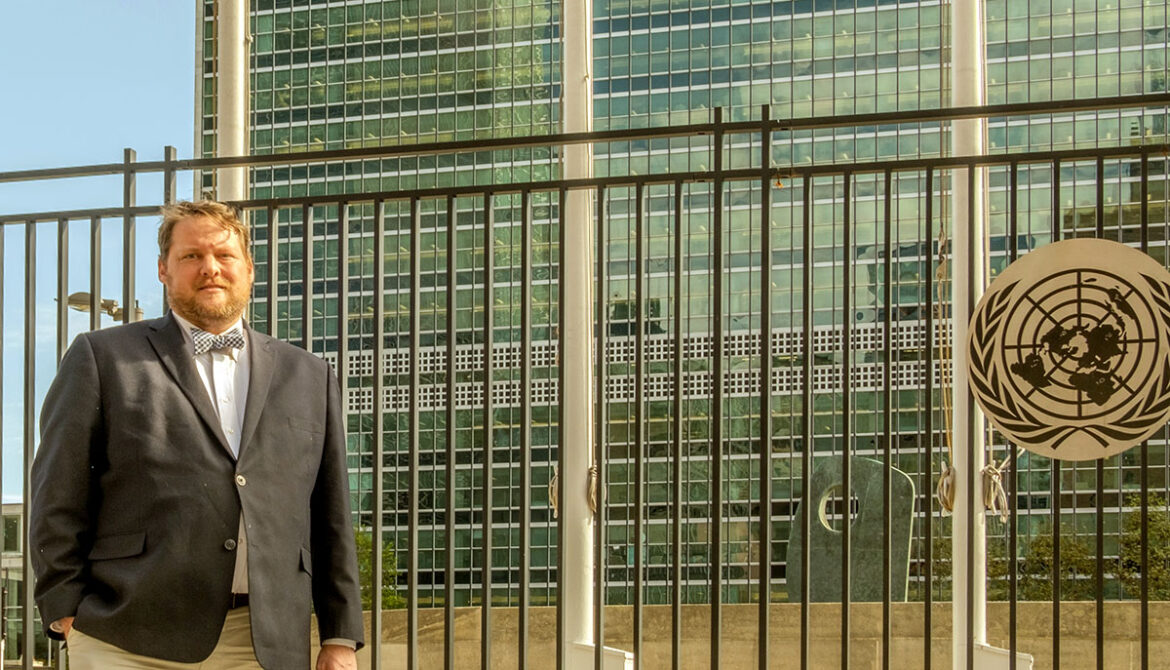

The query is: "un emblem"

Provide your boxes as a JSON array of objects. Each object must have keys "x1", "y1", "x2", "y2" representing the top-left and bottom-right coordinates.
[{"x1": 968, "y1": 238, "x2": 1170, "y2": 460}]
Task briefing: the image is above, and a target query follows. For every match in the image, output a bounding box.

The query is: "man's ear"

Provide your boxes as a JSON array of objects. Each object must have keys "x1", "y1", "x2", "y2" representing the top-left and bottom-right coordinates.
[{"x1": 158, "y1": 256, "x2": 168, "y2": 282}]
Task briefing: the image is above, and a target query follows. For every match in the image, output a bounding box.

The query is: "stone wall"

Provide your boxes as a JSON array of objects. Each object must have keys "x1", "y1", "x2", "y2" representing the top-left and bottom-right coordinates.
[{"x1": 315, "y1": 601, "x2": 1170, "y2": 669}]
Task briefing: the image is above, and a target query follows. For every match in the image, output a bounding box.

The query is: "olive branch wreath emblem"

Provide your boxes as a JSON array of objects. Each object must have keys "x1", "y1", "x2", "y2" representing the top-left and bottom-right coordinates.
[{"x1": 968, "y1": 272, "x2": 1170, "y2": 460}]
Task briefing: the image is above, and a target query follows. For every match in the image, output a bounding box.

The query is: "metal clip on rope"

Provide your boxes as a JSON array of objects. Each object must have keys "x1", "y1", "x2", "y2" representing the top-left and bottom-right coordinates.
[
  {"x1": 982, "y1": 458, "x2": 1010, "y2": 524},
  {"x1": 588, "y1": 465, "x2": 600, "y2": 517},
  {"x1": 549, "y1": 467, "x2": 559, "y2": 519},
  {"x1": 936, "y1": 461, "x2": 956, "y2": 514},
  {"x1": 548, "y1": 466, "x2": 600, "y2": 519}
]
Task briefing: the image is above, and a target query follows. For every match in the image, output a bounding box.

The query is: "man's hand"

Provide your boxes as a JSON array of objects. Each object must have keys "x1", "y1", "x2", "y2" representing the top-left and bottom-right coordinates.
[
  {"x1": 317, "y1": 644, "x2": 357, "y2": 670},
  {"x1": 50, "y1": 616, "x2": 75, "y2": 639}
]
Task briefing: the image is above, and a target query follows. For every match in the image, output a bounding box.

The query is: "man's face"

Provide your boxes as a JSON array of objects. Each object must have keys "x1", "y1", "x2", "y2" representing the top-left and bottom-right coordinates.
[{"x1": 158, "y1": 215, "x2": 254, "y2": 333}]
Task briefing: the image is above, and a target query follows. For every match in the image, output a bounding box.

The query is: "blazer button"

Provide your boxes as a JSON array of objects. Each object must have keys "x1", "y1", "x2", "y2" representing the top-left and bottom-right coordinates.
[
  {"x1": 224, "y1": 539, "x2": 237, "y2": 551},
  {"x1": 235, "y1": 474, "x2": 247, "y2": 486}
]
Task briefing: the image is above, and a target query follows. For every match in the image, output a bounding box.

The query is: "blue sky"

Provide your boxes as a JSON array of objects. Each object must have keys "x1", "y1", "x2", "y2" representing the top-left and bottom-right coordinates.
[{"x1": 1, "y1": 1, "x2": 196, "y2": 500}]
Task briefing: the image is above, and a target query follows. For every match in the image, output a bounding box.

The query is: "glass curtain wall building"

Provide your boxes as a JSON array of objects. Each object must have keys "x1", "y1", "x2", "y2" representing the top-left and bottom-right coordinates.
[
  {"x1": 198, "y1": 0, "x2": 565, "y2": 607},
  {"x1": 198, "y1": 0, "x2": 1170, "y2": 607}
]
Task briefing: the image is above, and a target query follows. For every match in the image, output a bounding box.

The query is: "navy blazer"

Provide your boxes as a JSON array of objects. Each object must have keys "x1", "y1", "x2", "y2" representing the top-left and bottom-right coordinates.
[{"x1": 30, "y1": 313, "x2": 364, "y2": 668}]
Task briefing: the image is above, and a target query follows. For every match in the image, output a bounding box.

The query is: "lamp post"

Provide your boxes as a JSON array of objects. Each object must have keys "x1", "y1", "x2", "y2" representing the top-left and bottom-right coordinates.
[{"x1": 65, "y1": 292, "x2": 143, "y2": 323}]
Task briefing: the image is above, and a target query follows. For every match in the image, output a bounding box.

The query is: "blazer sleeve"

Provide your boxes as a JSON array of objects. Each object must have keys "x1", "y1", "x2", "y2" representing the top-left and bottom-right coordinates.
[
  {"x1": 308, "y1": 366, "x2": 365, "y2": 648},
  {"x1": 30, "y1": 333, "x2": 103, "y2": 636}
]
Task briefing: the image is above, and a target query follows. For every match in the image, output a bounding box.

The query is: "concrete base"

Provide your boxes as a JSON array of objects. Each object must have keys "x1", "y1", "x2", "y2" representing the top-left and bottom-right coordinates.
[{"x1": 313, "y1": 601, "x2": 1170, "y2": 669}]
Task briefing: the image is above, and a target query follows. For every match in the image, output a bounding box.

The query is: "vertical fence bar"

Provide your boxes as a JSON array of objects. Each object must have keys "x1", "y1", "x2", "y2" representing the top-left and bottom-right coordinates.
[
  {"x1": 555, "y1": 188, "x2": 567, "y2": 670},
  {"x1": 56, "y1": 218, "x2": 69, "y2": 361},
  {"x1": 22, "y1": 221, "x2": 37, "y2": 670},
  {"x1": 711, "y1": 107, "x2": 726, "y2": 669},
  {"x1": 266, "y1": 207, "x2": 278, "y2": 337},
  {"x1": 160, "y1": 146, "x2": 176, "y2": 312},
  {"x1": 671, "y1": 180, "x2": 684, "y2": 670},
  {"x1": 372, "y1": 199, "x2": 386, "y2": 670},
  {"x1": 758, "y1": 105, "x2": 774, "y2": 670},
  {"x1": 337, "y1": 206, "x2": 350, "y2": 363},
  {"x1": 881, "y1": 168, "x2": 893, "y2": 670},
  {"x1": 335, "y1": 202, "x2": 352, "y2": 666},
  {"x1": 1050, "y1": 159, "x2": 1062, "y2": 670},
  {"x1": 633, "y1": 182, "x2": 645, "y2": 670},
  {"x1": 1094, "y1": 156, "x2": 1105, "y2": 670},
  {"x1": 445, "y1": 195, "x2": 458, "y2": 670},
  {"x1": 519, "y1": 190, "x2": 533, "y2": 670},
  {"x1": 302, "y1": 204, "x2": 314, "y2": 350},
  {"x1": 0, "y1": 224, "x2": 4, "y2": 607},
  {"x1": 800, "y1": 173, "x2": 813, "y2": 670},
  {"x1": 924, "y1": 167, "x2": 934, "y2": 670},
  {"x1": 841, "y1": 172, "x2": 853, "y2": 670},
  {"x1": 482, "y1": 193, "x2": 495, "y2": 670},
  {"x1": 1139, "y1": 151, "x2": 1150, "y2": 670},
  {"x1": 594, "y1": 185, "x2": 608, "y2": 670},
  {"x1": 335, "y1": 202, "x2": 352, "y2": 651},
  {"x1": 1008, "y1": 161, "x2": 1020, "y2": 670},
  {"x1": 89, "y1": 216, "x2": 101, "y2": 331},
  {"x1": 408, "y1": 196, "x2": 422, "y2": 670},
  {"x1": 0, "y1": 224, "x2": 4, "y2": 659},
  {"x1": 122, "y1": 148, "x2": 136, "y2": 323},
  {"x1": 964, "y1": 162, "x2": 980, "y2": 670}
]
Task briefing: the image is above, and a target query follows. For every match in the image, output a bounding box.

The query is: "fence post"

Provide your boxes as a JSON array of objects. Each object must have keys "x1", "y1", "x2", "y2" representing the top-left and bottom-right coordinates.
[
  {"x1": 122, "y1": 148, "x2": 137, "y2": 323},
  {"x1": 21, "y1": 221, "x2": 37, "y2": 670}
]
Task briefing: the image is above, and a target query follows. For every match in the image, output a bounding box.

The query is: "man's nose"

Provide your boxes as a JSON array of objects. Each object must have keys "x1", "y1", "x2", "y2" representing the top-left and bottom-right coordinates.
[{"x1": 199, "y1": 256, "x2": 222, "y2": 276}]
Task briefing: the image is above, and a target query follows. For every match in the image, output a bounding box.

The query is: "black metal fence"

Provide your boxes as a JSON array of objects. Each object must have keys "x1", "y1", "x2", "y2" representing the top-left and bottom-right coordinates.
[{"x1": 2, "y1": 95, "x2": 1170, "y2": 669}]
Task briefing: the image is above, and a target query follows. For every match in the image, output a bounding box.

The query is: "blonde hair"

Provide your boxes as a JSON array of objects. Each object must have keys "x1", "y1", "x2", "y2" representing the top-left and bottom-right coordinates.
[{"x1": 158, "y1": 200, "x2": 251, "y2": 262}]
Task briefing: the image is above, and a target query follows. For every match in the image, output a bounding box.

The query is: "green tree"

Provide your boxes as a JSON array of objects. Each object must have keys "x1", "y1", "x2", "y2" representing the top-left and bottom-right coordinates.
[
  {"x1": 928, "y1": 532, "x2": 953, "y2": 601},
  {"x1": 929, "y1": 519, "x2": 1098, "y2": 602},
  {"x1": 983, "y1": 522, "x2": 1097, "y2": 600},
  {"x1": 354, "y1": 529, "x2": 406, "y2": 611},
  {"x1": 1014, "y1": 529, "x2": 1096, "y2": 600},
  {"x1": 1116, "y1": 493, "x2": 1170, "y2": 599}
]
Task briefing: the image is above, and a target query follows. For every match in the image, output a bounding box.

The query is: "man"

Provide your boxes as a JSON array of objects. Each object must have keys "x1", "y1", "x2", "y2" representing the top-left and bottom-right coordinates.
[{"x1": 30, "y1": 200, "x2": 364, "y2": 669}]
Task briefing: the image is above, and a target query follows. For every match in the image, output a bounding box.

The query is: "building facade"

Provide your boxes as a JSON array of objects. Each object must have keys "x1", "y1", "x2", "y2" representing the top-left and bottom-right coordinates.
[{"x1": 197, "y1": 0, "x2": 1170, "y2": 608}]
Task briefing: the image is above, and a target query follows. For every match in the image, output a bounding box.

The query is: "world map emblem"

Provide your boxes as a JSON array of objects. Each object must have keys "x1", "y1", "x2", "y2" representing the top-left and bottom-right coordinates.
[{"x1": 967, "y1": 238, "x2": 1170, "y2": 460}]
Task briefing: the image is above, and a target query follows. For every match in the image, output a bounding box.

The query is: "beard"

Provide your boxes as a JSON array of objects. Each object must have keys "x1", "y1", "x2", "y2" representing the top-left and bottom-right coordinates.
[{"x1": 169, "y1": 282, "x2": 251, "y2": 328}]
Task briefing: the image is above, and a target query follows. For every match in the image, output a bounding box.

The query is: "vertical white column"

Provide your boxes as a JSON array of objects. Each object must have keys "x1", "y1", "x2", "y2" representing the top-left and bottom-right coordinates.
[
  {"x1": 217, "y1": 0, "x2": 249, "y2": 202},
  {"x1": 561, "y1": 0, "x2": 596, "y2": 659},
  {"x1": 950, "y1": 0, "x2": 988, "y2": 668},
  {"x1": 563, "y1": 2, "x2": 629, "y2": 667}
]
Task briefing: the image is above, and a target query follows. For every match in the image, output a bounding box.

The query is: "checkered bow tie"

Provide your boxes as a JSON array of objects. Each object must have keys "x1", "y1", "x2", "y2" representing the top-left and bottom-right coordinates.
[{"x1": 190, "y1": 327, "x2": 246, "y2": 356}]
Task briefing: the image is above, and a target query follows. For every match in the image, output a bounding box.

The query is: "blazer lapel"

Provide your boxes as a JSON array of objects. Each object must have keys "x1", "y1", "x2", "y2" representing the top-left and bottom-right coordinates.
[
  {"x1": 238, "y1": 325, "x2": 275, "y2": 458},
  {"x1": 146, "y1": 313, "x2": 232, "y2": 454}
]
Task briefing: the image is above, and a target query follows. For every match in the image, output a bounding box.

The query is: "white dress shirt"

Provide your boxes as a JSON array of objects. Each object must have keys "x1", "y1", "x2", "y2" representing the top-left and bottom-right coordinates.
[{"x1": 172, "y1": 313, "x2": 252, "y2": 594}]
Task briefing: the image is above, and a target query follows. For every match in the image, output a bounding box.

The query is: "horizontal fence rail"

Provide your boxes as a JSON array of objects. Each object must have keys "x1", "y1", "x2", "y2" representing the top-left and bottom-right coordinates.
[{"x1": 2, "y1": 97, "x2": 1170, "y2": 670}]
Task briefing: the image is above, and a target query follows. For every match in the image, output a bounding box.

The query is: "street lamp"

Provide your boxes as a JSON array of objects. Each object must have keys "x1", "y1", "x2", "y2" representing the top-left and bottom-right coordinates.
[{"x1": 66, "y1": 292, "x2": 143, "y2": 322}]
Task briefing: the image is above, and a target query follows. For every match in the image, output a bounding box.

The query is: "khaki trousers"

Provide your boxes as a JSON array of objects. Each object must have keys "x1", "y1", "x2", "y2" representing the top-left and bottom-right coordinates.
[{"x1": 65, "y1": 607, "x2": 263, "y2": 670}]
